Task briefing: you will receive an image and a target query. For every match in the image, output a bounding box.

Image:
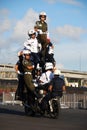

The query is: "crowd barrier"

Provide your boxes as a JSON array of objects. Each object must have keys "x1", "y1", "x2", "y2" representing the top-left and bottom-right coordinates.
[
  {"x1": 0, "y1": 92, "x2": 87, "y2": 109},
  {"x1": 0, "y1": 92, "x2": 22, "y2": 105},
  {"x1": 60, "y1": 92, "x2": 87, "y2": 109}
]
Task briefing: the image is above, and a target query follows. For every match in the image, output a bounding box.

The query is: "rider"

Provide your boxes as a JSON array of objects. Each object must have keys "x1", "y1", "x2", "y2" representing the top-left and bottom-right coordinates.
[
  {"x1": 38, "y1": 62, "x2": 54, "y2": 95},
  {"x1": 24, "y1": 29, "x2": 42, "y2": 78},
  {"x1": 45, "y1": 38, "x2": 56, "y2": 67},
  {"x1": 39, "y1": 68, "x2": 65, "y2": 111},
  {"x1": 15, "y1": 51, "x2": 24, "y2": 100},
  {"x1": 22, "y1": 49, "x2": 39, "y2": 100},
  {"x1": 22, "y1": 49, "x2": 35, "y2": 91},
  {"x1": 35, "y1": 11, "x2": 49, "y2": 64},
  {"x1": 24, "y1": 29, "x2": 42, "y2": 68},
  {"x1": 49, "y1": 69, "x2": 66, "y2": 97}
]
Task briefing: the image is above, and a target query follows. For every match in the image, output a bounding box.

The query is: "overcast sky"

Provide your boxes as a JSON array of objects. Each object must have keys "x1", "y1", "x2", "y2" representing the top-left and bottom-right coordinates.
[{"x1": 0, "y1": 0, "x2": 87, "y2": 71}]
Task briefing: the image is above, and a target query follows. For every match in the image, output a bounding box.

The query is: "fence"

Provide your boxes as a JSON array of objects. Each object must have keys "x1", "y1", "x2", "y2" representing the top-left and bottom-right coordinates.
[
  {"x1": 0, "y1": 92, "x2": 22, "y2": 105},
  {"x1": 60, "y1": 92, "x2": 87, "y2": 109},
  {"x1": 0, "y1": 92, "x2": 87, "y2": 109}
]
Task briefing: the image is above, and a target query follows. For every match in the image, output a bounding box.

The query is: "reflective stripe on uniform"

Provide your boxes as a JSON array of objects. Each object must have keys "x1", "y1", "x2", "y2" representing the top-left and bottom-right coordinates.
[
  {"x1": 24, "y1": 72, "x2": 31, "y2": 75},
  {"x1": 42, "y1": 32, "x2": 47, "y2": 34}
]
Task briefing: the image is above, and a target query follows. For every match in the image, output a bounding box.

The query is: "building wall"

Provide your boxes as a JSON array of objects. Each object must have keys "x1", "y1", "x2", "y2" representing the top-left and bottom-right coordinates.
[{"x1": 0, "y1": 64, "x2": 87, "y2": 87}]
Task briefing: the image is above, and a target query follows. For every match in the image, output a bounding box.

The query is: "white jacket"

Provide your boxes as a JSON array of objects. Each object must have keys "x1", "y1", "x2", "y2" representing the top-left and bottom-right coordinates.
[
  {"x1": 24, "y1": 38, "x2": 41, "y2": 53},
  {"x1": 39, "y1": 70, "x2": 54, "y2": 85}
]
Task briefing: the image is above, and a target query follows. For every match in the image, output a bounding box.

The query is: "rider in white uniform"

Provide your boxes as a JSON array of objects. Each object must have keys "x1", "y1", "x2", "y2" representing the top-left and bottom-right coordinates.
[
  {"x1": 24, "y1": 29, "x2": 42, "y2": 67},
  {"x1": 38, "y1": 62, "x2": 54, "y2": 91}
]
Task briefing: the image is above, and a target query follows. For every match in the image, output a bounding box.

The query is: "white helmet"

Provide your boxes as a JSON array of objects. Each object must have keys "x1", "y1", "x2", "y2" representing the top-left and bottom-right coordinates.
[
  {"x1": 54, "y1": 69, "x2": 61, "y2": 75},
  {"x1": 17, "y1": 51, "x2": 23, "y2": 57},
  {"x1": 23, "y1": 50, "x2": 31, "y2": 55},
  {"x1": 28, "y1": 29, "x2": 36, "y2": 36},
  {"x1": 45, "y1": 62, "x2": 53, "y2": 70},
  {"x1": 39, "y1": 11, "x2": 46, "y2": 16},
  {"x1": 36, "y1": 63, "x2": 41, "y2": 70},
  {"x1": 39, "y1": 11, "x2": 46, "y2": 19}
]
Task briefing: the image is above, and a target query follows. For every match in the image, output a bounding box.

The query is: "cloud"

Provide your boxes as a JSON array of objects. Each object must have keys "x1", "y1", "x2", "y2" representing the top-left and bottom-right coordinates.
[
  {"x1": 45, "y1": 0, "x2": 83, "y2": 7},
  {"x1": 0, "y1": 9, "x2": 12, "y2": 48},
  {"x1": 11, "y1": 8, "x2": 38, "y2": 42},
  {"x1": 0, "y1": 8, "x2": 38, "y2": 46},
  {"x1": 0, "y1": 19, "x2": 11, "y2": 34},
  {"x1": 54, "y1": 39, "x2": 87, "y2": 71},
  {"x1": 0, "y1": 9, "x2": 11, "y2": 34},
  {"x1": 54, "y1": 25, "x2": 87, "y2": 41},
  {"x1": 0, "y1": 8, "x2": 9, "y2": 16},
  {"x1": 0, "y1": 8, "x2": 39, "y2": 64}
]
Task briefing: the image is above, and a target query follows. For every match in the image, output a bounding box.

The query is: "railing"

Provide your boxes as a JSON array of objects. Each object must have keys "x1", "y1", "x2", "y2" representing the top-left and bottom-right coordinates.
[
  {"x1": 60, "y1": 93, "x2": 87, "y2": 109},
  {"x1": 0, "y1": 71, "x2": 17, "y2": 79},
  {"x1": 0, "y1": 92, "x2": 22, "y2": 105},
  {"x1": 0, "y1": 92, "x2": 87, "y2": 109}
]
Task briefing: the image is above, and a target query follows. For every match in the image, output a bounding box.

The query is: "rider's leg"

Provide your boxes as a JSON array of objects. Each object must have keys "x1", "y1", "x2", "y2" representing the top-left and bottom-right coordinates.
[{"x1": 40, "y1": 92, "x2": 52, "y2": 111}]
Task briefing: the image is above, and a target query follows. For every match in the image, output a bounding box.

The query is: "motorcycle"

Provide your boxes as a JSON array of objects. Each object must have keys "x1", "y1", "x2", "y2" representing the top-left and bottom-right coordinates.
[{"x1": 22, "y1": 86, "x2": 60, "y2": 119}]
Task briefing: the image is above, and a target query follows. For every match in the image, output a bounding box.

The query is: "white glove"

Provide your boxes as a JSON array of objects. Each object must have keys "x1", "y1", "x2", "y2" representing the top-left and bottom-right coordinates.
[
  {"x1": 38, "y1": 43, "x2": 42, "y2": 51},
  {"x1": 49, "y1": 47, "x2": 54, "y2": 54},
  {"x1": 17, "y1": 71, "x2": 23, "y2": 75}
]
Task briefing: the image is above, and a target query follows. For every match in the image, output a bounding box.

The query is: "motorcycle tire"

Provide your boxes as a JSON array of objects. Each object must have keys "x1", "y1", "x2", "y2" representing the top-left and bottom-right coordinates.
[
  {"x1": 24, "y1": 105, "x2": 35, "y2": 116},
  {"x1": 50, "y1": 99, "x2": 60, "y2": 119}
]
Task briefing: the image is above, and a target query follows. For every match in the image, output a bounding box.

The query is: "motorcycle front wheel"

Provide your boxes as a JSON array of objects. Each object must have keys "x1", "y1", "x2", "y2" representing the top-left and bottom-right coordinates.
[{"x1": 49, "y1": 99, "x2": 60, "y2": 119}]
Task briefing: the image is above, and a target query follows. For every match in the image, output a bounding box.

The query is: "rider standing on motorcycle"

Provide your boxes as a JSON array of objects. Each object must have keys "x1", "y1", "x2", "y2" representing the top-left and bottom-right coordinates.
[
  {"x1": 24, "y1": 30, "x2": 42, "y2": 67},
  {"x1": 45, "y1": 38, "x2": 56, "y2": 67},
  {"x1": 35, "y1": 11, "x2": 49, "y2": 65},
  {"x1": 24, "y1": 29, "x2": 42, "y2": 79},
  {"x1": 38, "y1": 62, "x2": 54, "y2": 92},
  {"x1": 15, "y1": 51, "x2": 24, "y2": 100},
  {"x1": 22, "y1": 49, "x2": 35, "y2": 91},
  {"x1": 22, "y1": 50, "x2": 39, "y2": 99}
]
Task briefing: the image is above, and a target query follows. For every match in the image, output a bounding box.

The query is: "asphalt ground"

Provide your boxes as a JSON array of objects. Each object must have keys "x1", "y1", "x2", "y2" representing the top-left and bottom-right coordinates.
[{"x1": 0, "y1": 104, "x2": 87, "y2": 130}]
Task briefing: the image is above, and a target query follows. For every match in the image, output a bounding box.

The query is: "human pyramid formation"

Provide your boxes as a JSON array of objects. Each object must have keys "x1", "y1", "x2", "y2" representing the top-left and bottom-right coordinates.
[
  {"x1": 15, "y1": 11, "x2": 61, "y2": 101},
  {"x1": 23, "y1": 11, "x2": 56, "y2": 74}
]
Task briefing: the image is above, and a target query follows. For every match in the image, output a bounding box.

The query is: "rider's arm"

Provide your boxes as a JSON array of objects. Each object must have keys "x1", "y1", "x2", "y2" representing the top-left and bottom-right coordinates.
[
  {"x1": 62, "y1": 85, "x2": 66, "y2": 92},
  {"x1": 15, "y1": 64, "x2": 19, "y2": 73},
  {"x1": 14, "y1": 62, "x2": 20, "y2": 74},
  {"x1": 24, "y1": 40, "x2": 31, "y2": 50},
  {"x1": 27, "y1": 65, "x2": 34, "y2": 70},
  {"x1": 48, "y1": 85, "x2": 53, "y2": 92}
]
